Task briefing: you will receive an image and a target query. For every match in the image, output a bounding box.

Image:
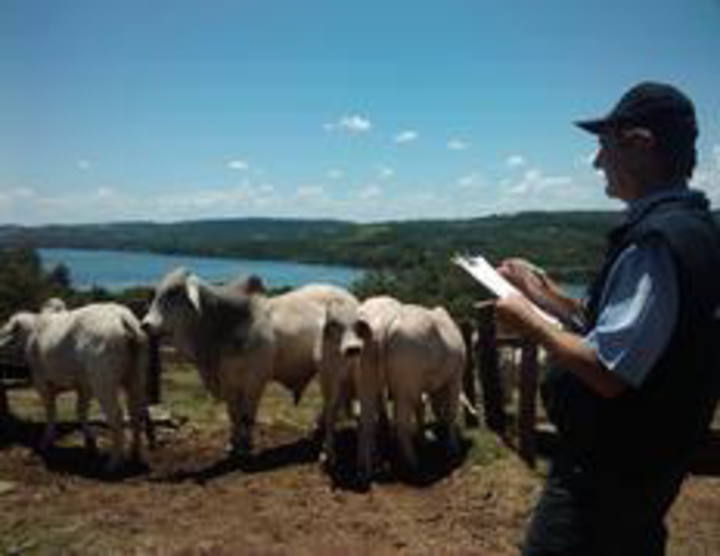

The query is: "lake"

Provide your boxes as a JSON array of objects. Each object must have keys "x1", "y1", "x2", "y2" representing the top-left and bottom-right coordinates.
[{"x1": 39, "y1": 248, "x2": 365, "y2": 292}]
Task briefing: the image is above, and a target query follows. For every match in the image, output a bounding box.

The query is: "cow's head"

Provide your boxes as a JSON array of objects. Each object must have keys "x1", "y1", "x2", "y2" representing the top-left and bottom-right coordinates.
[
  {"x1": 0, "y1": 312, "x2": 38, "y2": 353},
  {"x1": 320, "y1": 299, "x2": 372, "y2": 365},
  {"x1": 141, "y1": 267, "x2": 203, "y2": 336},
  {"x1": 40, "y1": 297, "x2": 67, "y2": 313}
]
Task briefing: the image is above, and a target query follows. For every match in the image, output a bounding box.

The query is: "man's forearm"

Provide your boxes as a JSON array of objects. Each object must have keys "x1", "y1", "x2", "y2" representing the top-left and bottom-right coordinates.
[{"x1": 519, "y1": 314, "x2": 626, "y2": 399}]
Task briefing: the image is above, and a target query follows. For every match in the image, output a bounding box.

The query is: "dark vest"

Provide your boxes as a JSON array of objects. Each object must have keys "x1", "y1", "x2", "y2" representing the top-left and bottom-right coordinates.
[{"x1": 542, "y1": 191, "x2": 720, "y2": 476}]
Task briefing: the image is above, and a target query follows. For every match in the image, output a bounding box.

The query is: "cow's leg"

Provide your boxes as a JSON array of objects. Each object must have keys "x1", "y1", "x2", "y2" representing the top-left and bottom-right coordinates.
[
  {"x1": 226, "y1": 382, "x2": 264, "y2": 459},
  {"x1": 76, "y1": 385, "x2": 97, "y2": 453},
  {"x1": 357, "y1": 391, "x2": 378, "y2": 482},
  {"x1": 322, "y1": 394, "x2": 341, "y2": 468},
  {"x1": 38, "y1": 386, "x2": 58, "y2": 451},
  {"x1": 126, "y1": 387, "x2": 144, "y2": 462},
  {"x1": 226, "y1": 393, "x2": 250, "y2": 457},
  {"x1": 124, "y1": 370, "x2": 154, "y2": 460},
  {"x1": 430, "y1": 379, "x2": 462, "y2": 457},
  {"x1": 416, "y1": 393, "x2": 427, "y2": 438},
  {"x1": 355, "y1": 359, "x2": 380, "y2": 482},
  {"x1": 319, "y1": 369, "x2": 345, "y2": 469},
  {"x1": 394, "y1": 395, "x2": 418, "y2": 469},
  {"x1": 96, "y1": 389, "x2": 125, "y2": 471}
]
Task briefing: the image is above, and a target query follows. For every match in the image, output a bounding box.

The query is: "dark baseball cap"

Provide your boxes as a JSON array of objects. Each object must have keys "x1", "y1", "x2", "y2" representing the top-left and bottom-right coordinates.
[{"x1": 575, "y1": 81, "x2": 698, "y2": 140}]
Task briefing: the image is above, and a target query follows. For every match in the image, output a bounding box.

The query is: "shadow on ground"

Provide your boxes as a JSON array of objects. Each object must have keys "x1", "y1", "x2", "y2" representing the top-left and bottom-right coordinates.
[
  {"x1": 155, "y1": 425, "x2": 470, "y2": 491},
  {"x1": 3, "y1": 412, "x2": 472, "y2": 488},
  {"x1": 0, "y1": 413, "x2": 149, "y2": 481}
]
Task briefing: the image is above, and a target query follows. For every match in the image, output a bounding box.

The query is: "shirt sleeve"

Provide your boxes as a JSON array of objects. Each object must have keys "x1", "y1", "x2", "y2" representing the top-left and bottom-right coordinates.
[{"x1": 583, "y1": 239, "x2": 679, "y2": 388}]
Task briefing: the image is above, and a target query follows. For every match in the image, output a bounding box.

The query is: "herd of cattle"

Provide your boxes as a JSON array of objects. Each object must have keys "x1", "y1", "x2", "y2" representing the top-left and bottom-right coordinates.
[{"x1": 0, "y1": 267, "x2": 469, "y2": 482}]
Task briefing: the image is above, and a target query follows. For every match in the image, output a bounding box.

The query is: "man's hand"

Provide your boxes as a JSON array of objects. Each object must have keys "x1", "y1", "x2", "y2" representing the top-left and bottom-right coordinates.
[
  {"x1": 495, "y1": 293, "x2": 550, "y2": 341},
  {"x1": 497, "y1": 258, "x2": 553, "y2": 303},
  {"x1": 498, "y1": 258, "x2": 584, "y2": 328}
]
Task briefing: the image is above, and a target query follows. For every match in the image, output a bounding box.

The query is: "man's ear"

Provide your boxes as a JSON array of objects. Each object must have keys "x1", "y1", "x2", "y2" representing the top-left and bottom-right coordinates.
[
  {"x1": 622, "y1": 127, "x2": 656, "y2": 150},
  {"x1": 186, "y1": 275, "x2": 202, "y2": 313}
]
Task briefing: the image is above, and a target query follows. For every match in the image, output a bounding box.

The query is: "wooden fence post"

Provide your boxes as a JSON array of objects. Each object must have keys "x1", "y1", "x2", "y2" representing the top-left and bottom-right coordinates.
[
  {"x1": 0, "y1": 383, "x2": 7, "y2": 420},
  {"x1": 460, "y1": 320, "x2": 479, "y2": 428},
  {"x1": 475, "y1": 302, "x2": 506, "y2": 435},
  {"x1": 518, "y1": 340, "x2": 539, "y2": 467},
  {"x1": 147, "y1": 334, "x2": 162, "y2": 405}
]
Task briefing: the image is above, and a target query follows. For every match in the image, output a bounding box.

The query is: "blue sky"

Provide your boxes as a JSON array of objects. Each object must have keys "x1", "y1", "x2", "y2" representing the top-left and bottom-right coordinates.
[{"x1": 2, "y1": 0, "x2": 719, "y2": 224}]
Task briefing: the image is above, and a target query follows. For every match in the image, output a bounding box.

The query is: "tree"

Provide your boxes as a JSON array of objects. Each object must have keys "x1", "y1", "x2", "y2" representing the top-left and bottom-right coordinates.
[{"x1": 47, "y1": 263, "x2": 72, "y2": 289}]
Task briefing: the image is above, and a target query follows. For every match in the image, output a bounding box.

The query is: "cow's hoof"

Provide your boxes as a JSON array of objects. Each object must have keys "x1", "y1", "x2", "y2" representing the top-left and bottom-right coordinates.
[
  {"x1": 104, "y1": 458, "x2": 124, "y2": 475},
  {"x1": 226, "y1": 443, "x2": 251, "y2": 461},
  {"x1": 318, "y1": 449, "x2": 336, "y2": 471}
]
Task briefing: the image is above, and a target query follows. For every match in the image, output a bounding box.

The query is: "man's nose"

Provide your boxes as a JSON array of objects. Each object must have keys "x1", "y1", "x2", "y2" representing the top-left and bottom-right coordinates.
[{"x1": 592, "y1": 147, "x2": 604, "y2": 170}]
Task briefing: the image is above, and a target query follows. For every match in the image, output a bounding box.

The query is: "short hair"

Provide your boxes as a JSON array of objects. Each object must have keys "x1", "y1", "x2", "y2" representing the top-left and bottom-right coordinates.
[{"x1": 654, "y1": 129, "x2": 697, "y2": 179}]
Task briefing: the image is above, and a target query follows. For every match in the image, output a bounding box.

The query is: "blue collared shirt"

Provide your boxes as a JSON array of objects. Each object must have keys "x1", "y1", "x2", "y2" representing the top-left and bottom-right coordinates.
[{"x1": 582, "y1": 185, "x2": 693, "y2": 388}]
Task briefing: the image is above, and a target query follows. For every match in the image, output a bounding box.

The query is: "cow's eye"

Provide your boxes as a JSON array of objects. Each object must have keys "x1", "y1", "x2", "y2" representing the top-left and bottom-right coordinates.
[{"x1": 165, "y1": 286, "x2": 183, "y2": 299}]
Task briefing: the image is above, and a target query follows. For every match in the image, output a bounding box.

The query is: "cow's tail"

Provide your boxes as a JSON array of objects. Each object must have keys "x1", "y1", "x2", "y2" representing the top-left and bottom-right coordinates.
[
  {"x1": 459, "y1": 391, "x2": 478, "y2": 418},
  {"x1": 121, "y1": 313, "x2": 157, "y2": 449}
]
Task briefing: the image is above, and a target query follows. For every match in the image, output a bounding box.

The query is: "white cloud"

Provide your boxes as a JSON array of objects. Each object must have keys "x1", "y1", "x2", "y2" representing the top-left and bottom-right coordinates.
[
  {"x1": 506, "y1": 155, "x2": 526, "y2": 168},
  {"x1": 77, "y1": 159, "x2": 91, "y2": 170},
  {"x1": 457, "y1": 173, "x2": 483, "y2": 188},
  {"x1": 506, "y1": 168, "x2": 573, "y2": 196},
  {"x1": 358, "y1": 184, "x2": 382, "y2": 200},
  {"x1": 691, "y1": 143, "x2": 720, "y2": 205},
  {"x1": 324, "y1": 114, "x2": 372, "y2": 133},
  {"x1": 227, "y1": 159, "x2": 249, "y2": 170},
  {"x1": 377, "y1": 166, "x2": 394, "y2": 180},
  {"x1": 296, "y1": 185, "x2": 324, "y2": 198},
  {"x1": 574, "y1": 150, "x2": 597, "y2": 169},
  {"x1": 96, "y1": 187, "x2": 115, "y2": 199},
  {"x1": 326, "y1": 169, "x2": 344, "y2": 180},
  {"x1": 11, "y1": 187, "x2": 35, "y2": 198},
  {"x1": 447, "y1": 139, "x2": 469, "y2": 151},
  {"x1": 394, "y1": 130, "x2": 419, "y2": 144}
]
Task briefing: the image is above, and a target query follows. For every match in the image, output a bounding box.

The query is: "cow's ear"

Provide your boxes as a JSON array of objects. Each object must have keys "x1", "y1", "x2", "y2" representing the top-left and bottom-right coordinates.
[
  {"x1": 243, "y1": 274, "x2": 265, "y2": 295},
  {"x1": 355, "y1": 319, "x2": 373, "y2": 341},
  {"x1": 186, "y1": 275, "x2": 202, "y2": 313}
]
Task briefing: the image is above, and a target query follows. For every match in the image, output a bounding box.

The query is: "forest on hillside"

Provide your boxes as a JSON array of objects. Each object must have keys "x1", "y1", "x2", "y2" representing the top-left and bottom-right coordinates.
[
  {"x1": 0, "y1": 211, "x2": 625, "y2": 282},
  {"x1": 0, "y1": 211, "x2": 630, "y2": 324}
]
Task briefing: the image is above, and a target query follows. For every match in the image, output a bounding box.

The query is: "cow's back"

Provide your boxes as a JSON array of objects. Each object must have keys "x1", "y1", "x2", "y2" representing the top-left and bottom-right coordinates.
[
  {"x1": 386, "y1": 304, "x2": 458, "y2": 394},
  {"x1": 30, "y1": 303, "x2": 141, "y2": 389},
  {"x1": 266, "y1": 284, "x2": 357, "y2": 396},
  {"x1": 430, "y1": 307, "x2": 466, "y2": 365}
]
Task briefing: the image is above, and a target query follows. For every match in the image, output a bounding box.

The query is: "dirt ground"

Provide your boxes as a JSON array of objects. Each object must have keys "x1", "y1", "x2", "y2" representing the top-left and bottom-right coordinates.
[{"x1": 1, "y1": 367, "x2": 719, "y2": 555}]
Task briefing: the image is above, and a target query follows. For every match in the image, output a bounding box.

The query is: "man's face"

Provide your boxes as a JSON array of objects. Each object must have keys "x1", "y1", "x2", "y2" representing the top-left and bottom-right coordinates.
[
  {"x1": 593, "y1": 128, "x2": 653, "y2": 201},
  {"x1": 593, "y1": 131, "x2": 631, "y2": 200}
]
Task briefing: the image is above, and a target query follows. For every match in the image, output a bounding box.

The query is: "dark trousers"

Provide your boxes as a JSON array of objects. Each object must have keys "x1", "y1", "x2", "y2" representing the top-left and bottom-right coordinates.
[{"x1": 521, "y1": 453, "x2": 686, "y2": 556}]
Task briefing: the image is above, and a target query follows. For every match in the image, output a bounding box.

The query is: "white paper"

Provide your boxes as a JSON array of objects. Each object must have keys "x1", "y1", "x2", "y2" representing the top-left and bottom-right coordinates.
[{"x1": 453, "y1": 254, "x2": 559, "y2": 325}]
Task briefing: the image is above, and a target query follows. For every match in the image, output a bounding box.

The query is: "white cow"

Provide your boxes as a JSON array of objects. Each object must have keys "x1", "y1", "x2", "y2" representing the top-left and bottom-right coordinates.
[
  {"x1": 141, "y1": 268, "x2": 367, "y2": 462},
  {"x1": 0, "y1": 303, "x2": 154, "y2": 470},
  {"x1": 315, "y1": 295, "x2": 379, "y2": 478},
  {"x1": 359, "y1": 296, "x2": 466, "y2": 469}
]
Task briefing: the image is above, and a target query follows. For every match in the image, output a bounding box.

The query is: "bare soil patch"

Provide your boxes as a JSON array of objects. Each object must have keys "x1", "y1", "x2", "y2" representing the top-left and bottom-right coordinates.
[{"x1": 1, "y1": 368, "x2": 719, "y2": 555}]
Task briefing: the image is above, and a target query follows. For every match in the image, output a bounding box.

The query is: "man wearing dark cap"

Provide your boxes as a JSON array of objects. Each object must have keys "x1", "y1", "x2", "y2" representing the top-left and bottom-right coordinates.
[{"x1": 495, "y1": 82, "x2": 720, "y2": 555}]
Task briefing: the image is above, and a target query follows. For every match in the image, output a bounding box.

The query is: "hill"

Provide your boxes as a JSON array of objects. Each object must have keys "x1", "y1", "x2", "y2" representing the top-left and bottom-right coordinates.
[{"x1": 0, "y1": 212, "x2": 626, "y2": 281}]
